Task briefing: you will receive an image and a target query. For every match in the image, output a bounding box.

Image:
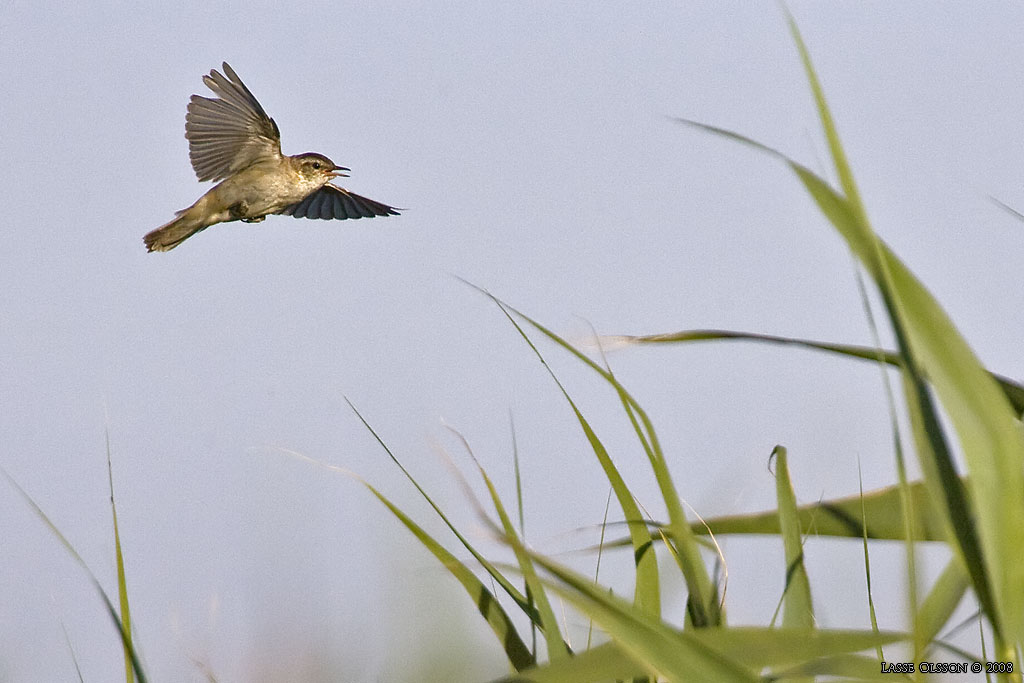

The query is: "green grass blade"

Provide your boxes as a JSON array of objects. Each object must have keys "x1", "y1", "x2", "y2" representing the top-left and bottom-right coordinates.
[
  {"x1": 854, "y1": 265, "x2": 923, "y2": 664},
  {"x1": 677, "y1": 113, "x2": 1020, "y2": 645},
  {"x1": 500, "y1": 632, "x2": 905, "y2": 683},
  {"x1": 516, "y1": 546, "x2": 908, "y2": 680},
  {"x1": 346, "y1": 400, "x2": 538, "y2": 621},
  {"x1": 59, "y1": 619, "x2": 85, "y2": 683},
  {"x1": 771, "y1": 446, "x2": 814, "y2": 631},
  {"x1": 492, "y1": 641, "x2": 650, "y2": 683},
  {"x1": 916, "y1": 558, "x2": 969, "y2": 647},
  {"x1": 989, "y1": 195, "x2": 1024, "y2": 223},
  {"x1": 856, "y1": 464, "x2": 883, "y2": 663},
  {"x1": 471, "y1": 291, "x2": 662, "y2": 620},
  {"x1": 1, "y1": 467, "x2": 148, "y2": 683},
  {"x1": 358, "y1": 478, "x2": 536, "y2": 671},
  {"x1": 99, "y1": 598, "x2": 148, "y2": 683},
  {"x1": 785, "y1": 10, "x2": 1024, "y2": 646},
  {"x1": 521, "y1": 554, "x2": 757, "y2": 681},
  {"x1": 801, "y1": 161, "x2": 998, "y2": 633},
  {"x1": 465, "y1": 437, "x2": 569, "y2": 661},
  {"x1": 106, "y1": 431, "x2": 135, "y2": 683},
  {"x1": 899, "y1": 368, "x2": 963, "y2": 663},
  {"x1": 469, "y1": 284, "x2": 718, "y2": 626},
  {"x1": 587, "y1": 489, "x2": 613, "y2": 651},
  {"x1": 510, "y1": 412, "x2": 526, "y2": 539},
  {"x1": 601, "y1": 329, "x2": 1024, "y2": 415},
  {"x1": 509, "y1": 413, "x2": 538, "y2": 654},
  {"x1": 783, "y1": 9, "x2": 864, "y2": 220},
  {"x1": 769, "y1": 653, "x2": 898, "y2": 681},
  {"x1": 688, "y1": 628, "x2": 905, "y2": 671}
]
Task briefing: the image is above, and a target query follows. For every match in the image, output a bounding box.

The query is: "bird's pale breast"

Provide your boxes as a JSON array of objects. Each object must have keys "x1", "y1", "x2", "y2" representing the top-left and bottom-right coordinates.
[{"x1": 209, "y1": 162, "x2": 326, "y2": 219}]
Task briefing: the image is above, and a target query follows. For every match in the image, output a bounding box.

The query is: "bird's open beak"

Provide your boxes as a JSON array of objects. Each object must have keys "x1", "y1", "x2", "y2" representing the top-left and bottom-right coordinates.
[{"x1": 329, "y1": 166, "x2": 351, "y2": 178}]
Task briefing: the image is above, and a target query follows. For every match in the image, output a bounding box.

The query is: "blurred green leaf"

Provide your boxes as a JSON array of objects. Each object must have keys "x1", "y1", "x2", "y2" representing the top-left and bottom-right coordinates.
[
  {"x1": 772, "y1": 446, "x2": 814, "y2": 634},
  {"x1": 916, "y1": 557, "x2": 969, "y2": 647},
  {"x1": 493, "y1": 641, "x2": 647, "y2": 683},
  {"x1": 359, "y1": 479, "x2": 536, "y2": 671},
  {"x1": 469, "y1": 443, "x2": 570, "y2": 661},
  {"x1": 686, "y1": 478, "x2": 944, "y2": 541}
]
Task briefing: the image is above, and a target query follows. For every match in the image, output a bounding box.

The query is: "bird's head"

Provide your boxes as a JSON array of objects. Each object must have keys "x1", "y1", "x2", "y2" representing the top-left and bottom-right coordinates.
[{"x1": 293, "y1": 153, "x2": 350, "y2": 181}]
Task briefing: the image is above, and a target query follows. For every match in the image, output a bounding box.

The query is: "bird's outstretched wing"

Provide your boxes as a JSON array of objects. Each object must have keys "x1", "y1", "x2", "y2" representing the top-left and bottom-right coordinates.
[
  {"x1": 185, "y1": 62, "x2": 283, "y2": 182},
  {"x1": 277, "y1": 184, "x2": 401, "y2": 220}
]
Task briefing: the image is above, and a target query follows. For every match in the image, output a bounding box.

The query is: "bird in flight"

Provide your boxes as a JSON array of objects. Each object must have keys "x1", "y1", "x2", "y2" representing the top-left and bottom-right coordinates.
[{"x1": 144, "y1": 62, "x2": 399, "y2": 252}]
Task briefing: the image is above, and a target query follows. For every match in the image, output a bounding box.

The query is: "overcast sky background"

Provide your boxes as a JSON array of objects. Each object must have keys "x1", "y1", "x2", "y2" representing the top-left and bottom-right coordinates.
[{"x1": 3, "y1": 2, "x2": 1024, "y2": 681}]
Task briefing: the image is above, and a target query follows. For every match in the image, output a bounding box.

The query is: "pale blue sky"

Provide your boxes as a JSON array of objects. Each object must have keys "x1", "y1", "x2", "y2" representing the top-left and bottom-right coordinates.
[{"x1": 2, "y1": 2, "x2": 1023, "y2": 681}]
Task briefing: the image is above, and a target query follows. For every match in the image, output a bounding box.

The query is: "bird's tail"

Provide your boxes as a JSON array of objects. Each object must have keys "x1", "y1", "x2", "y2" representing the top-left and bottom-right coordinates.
[{"x1": 144, "y1": 209, "x2": 208, "y2": 252}]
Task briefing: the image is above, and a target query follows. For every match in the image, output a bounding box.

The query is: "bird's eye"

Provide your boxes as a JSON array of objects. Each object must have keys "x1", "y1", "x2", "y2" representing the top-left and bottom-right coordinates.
[{"x1": 312, "y1": 161, "x2": 321, "y2": 169}]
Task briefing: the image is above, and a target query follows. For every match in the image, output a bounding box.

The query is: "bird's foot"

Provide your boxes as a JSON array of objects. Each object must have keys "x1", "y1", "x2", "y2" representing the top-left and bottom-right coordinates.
[{"x1": 241, "y1": 215, "x2": 266, "y2": 224}]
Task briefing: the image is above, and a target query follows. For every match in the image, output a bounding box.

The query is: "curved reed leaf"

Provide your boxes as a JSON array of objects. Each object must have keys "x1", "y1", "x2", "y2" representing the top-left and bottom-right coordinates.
[{"x1": 600, "y1": 329, "x2": 1024, "y2": 415}]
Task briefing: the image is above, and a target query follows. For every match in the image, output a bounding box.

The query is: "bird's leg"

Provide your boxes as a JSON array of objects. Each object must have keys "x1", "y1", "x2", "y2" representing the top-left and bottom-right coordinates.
[
  {"x1": 227, "y1": 201, "x2": 266, "y2": 223},
  {"x1": 227, "y1": 202, "x2": 248, "y2": 220}
]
